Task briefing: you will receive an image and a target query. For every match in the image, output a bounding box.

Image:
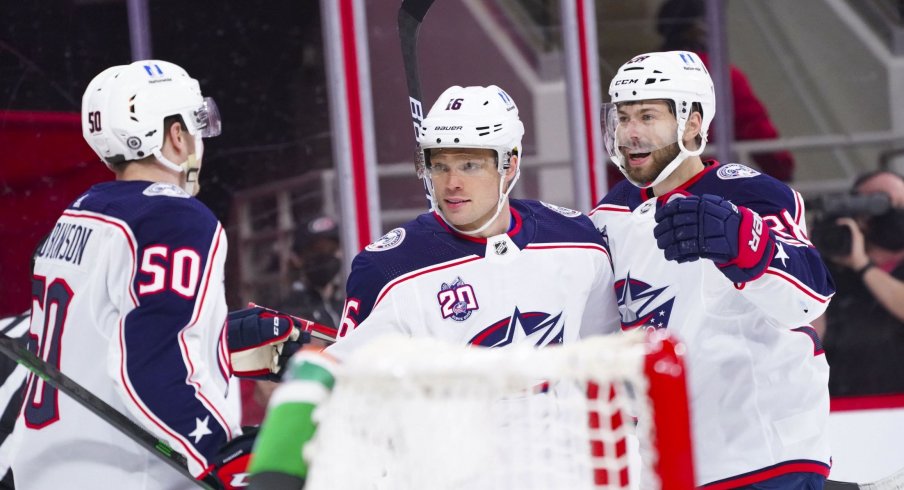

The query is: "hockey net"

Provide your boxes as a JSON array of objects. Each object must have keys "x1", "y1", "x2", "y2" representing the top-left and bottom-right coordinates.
[{"x1": 303, "y1": 331, "x2": 694, "y2": 490}]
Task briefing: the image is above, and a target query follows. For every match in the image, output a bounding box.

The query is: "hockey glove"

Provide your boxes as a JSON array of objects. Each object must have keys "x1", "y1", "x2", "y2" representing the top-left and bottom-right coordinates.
[
  {"x1": 653, "y1": 193, "x2": 775, "y2": 283},
  {"x1": 204, "y1": 427, "x2": 258, "y2": 490},
  {"x1": 227, "y1": 306, "x2": 311, "y2": 381}
]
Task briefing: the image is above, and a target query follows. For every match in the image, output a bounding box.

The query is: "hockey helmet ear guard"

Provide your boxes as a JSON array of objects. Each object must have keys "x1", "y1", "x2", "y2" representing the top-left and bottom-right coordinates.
[
  {"x1": 603, "y1": 51, "x2": 715, "y2": 188},
  {"x1": 81, "y1": 60, "x2": 220, "y2": 193}
]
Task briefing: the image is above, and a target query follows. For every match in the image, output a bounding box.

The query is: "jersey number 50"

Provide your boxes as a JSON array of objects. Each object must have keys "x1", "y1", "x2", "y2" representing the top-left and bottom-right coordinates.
[{"x1": 25, "y1": 276, "x2": 74, "y2": 428}]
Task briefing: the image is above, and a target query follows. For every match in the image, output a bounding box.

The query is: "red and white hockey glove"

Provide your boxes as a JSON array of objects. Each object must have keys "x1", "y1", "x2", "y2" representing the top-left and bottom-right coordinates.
[
  {"x1": 226, "y1": 306, "x2": 310, "y2": 381},
  {"x1": 203, "y1": 427, "x2": 257, "y2": 490},
  {"x1": 653, "y1": 193, "x2": 775, "y2": 283}
]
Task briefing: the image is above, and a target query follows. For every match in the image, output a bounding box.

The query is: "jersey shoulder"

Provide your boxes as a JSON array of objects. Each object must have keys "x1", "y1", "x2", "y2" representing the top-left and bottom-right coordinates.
[
  {"x1": 594, "y1": 179, "x2": 640, "y2": 210},
  {"x1": 349, "y1": 212, "x2": 473, "y2": 290},
  {"x1": 515, "y1": 199, "x2": 604, "y2": 246},
  {"x1": 69, "y1": 181, "x2": 219, "y2": 245},
  {"x1": 695, "y1": 162, "x2": 799, "y2": 216}
]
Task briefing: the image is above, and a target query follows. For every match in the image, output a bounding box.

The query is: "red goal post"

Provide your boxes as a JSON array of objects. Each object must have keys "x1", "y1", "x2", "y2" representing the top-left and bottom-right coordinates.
[{"x1": 302, "y1": 331, "x2": 695, "y2": 489}]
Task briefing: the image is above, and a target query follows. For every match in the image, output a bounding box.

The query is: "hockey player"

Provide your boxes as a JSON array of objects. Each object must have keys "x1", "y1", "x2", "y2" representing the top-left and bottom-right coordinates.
[
  {"x1": 590, "y1": 51, "x2": 835, "y2": 488},
  {"x1": 247, "y1": 85, "x2": 620, "y2": 487},
  {"x1": 13, "y1": 60, "x2": 307, "y2": 490}
]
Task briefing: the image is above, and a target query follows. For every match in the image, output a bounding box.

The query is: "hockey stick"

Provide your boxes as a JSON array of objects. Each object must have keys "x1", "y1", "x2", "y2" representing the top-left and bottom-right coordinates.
[
  {"x1": 247, "y1": 302, "x2": 338, "y2": 344},
  {"x1": 825, "y1": 467, "x2": 904, "y2": 489},
  {"x1": 0, "y1": 335, "x2": 216, "y2": 489},
  {"x1": 398, "y1": 0, "x2": 437, "y2": 203}
]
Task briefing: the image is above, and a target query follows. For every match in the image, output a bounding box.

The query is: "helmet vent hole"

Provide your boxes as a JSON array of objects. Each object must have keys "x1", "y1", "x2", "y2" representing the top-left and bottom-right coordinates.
[
  {"x1": 436, "y1": 138, "x2": 441, "y2": 143},
  {"x1": 137, "y1": 151, "x2": 144, "y2": 157},
  {"x1": 478, "y1": 131, "x2": 490, "y2": 136},
  {"x1": 454, "y1": 138, "x2": 460, "y2": 143},
  {"x1": 632, "y1": 91, "x2": 637, "y2": 96},
  {"x1": 483, "y1": 101, "x2": 489, "y2": 105}
]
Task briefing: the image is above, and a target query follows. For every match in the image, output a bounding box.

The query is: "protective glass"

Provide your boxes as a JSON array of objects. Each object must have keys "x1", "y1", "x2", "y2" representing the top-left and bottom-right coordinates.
[
  {"x1": 600, "y1": 102, "x2": 678, "y2": 162},
  {"x1": 193, "y1": 97, "x2": 222, "y2": 138}
]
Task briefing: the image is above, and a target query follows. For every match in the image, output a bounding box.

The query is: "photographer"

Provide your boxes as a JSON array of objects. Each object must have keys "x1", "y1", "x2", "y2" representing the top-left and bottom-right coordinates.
[{"x1": 812, "y1": 170, "x2": 904, "y2": 397}]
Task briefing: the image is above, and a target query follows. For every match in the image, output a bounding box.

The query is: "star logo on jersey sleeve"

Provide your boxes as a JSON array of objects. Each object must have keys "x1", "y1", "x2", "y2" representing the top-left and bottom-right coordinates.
[
  {"x1": 774, "y1": 242, "x2": 790, "y2": 267},
  {"x1": 188, "y1": 416, "x2": 212, "y2": 443}
]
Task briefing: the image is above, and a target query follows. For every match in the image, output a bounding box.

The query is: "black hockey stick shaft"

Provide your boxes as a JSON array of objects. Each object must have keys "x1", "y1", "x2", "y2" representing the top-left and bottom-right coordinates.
[
  {"x1": 398, "y1": 0, "x2": 436, "y2": 138},
  {"x1": 398, "y1": 0, "x2": 437, "y2": 207},
  {"x1": 0, "y1": 336, "x2": 215, "y2": 489}
]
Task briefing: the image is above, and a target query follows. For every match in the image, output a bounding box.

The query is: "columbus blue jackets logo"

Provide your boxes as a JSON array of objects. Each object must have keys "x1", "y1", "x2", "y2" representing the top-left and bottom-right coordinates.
[
  {"x1": 540, "y1": 201, "x2": 582, "y2": 218},
  {"x1": 615, "y1": 273, "x2": 675, "y2": 331},
  {"x1": 717, "y1": 163, "x2": 760, "y2": 180},
  {"x1": 469, "y1": 307, "x2": 564, "y2": 347},
  {"x1": 437, "y1": 277, "x2": 479, "y2": 321},
  {"x1": 143, "y1": 182, "x2": 189, "y2": 198},
  {"x1": 365, "y1": 227, "x2": 406, "y2": 252}
]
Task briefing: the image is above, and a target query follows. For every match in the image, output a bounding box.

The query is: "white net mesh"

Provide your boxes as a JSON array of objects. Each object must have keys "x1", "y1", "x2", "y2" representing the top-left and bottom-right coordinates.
[{"x1": 304, "y1": 333, "x2": 678, "y2": 490}]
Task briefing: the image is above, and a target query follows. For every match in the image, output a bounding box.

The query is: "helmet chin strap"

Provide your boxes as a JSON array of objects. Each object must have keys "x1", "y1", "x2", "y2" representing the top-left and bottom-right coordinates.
[
  {"x1": 428, "y1": 168, "x2": 520, "y2": 237},
  {"x1": 152, "y1": 149, "x2": 202, "y2": 196}
]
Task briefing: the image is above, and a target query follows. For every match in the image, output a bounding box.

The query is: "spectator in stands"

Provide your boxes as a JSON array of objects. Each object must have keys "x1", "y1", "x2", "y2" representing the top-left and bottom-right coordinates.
[
  {"x1": 813, "y1": 170, "x2": 904, "y2": 397},
  {"x1": 279, "y1": 215, "x2": 344, "y2": 328},
  {"x1": 620, "y1": 0, "x2": 795, "y2": 184},
  {"x1": 240, "y1": 214, "x2": 343, "y2": 425}
]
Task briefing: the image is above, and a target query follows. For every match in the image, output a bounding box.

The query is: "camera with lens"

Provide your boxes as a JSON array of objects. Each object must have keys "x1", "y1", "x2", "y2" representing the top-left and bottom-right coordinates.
[{"x1": 809, "y1": 193, "x2": 891, "y2": 257}]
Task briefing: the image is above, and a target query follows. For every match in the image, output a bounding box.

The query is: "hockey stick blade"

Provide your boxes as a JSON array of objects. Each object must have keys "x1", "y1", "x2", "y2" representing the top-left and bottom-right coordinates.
[
  {"x1": 0, "y1": 335, "x2": 215, "y2": 489},
  {"x1": 826, "y1": 466, "x2": 904, "y2": 490}
]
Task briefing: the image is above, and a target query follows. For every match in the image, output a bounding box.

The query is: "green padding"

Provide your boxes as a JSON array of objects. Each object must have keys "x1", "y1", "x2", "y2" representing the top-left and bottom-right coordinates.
[
  {"x1": 248, "y1": 402, "x2": 317, "y2": 479},
  {"x1": 288, "y1": 358, "x2": 336, "y2": 390}
]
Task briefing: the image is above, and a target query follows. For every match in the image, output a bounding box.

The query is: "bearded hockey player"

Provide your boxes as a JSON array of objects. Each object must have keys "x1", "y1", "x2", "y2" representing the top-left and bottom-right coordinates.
[{"x1": 590, "y1": 51, "x2": 836, "y2": 488}]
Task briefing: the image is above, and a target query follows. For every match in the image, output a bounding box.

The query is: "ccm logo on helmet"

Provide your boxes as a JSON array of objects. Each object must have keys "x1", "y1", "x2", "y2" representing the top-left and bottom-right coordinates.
[{"x1": 614, "y1": 79, "x2": 638, "y2": 86}]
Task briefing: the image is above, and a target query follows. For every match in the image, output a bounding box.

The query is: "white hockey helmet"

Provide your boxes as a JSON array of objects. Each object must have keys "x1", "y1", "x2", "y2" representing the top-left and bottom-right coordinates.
[
  {"x1": 602, "y1": 51, "x2": 715, "y2": 188},
  {"x1": 417, "y1": 85, "x2": 525, "y2": 236},
  {"x1": 81, "y1": 60, "x2": 221, "y2": 192}
]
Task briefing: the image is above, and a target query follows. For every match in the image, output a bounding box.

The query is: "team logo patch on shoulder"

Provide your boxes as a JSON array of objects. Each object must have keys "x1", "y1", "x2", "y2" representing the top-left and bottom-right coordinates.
[
  {"x1": 143, "y1": 183, "x2": 190, "y2": 198},
  {"x1": 540, "y1": 201, "x2": 582, "y2": 217},
  {"x1": 437, "y1": 277, "x2": 479, "y2": 321},
  {"x1": 717, "y1": 163, "x2": 760, "y2": 180},
  {"x1": 365, "y1": 227, "x2": 406, "y2": 252}
]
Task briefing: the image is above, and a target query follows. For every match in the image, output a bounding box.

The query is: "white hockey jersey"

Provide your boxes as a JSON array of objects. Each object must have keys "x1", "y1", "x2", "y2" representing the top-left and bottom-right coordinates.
[
  {"x1": 14, "y1": 181, "x2": 240, "y2": 489},
  {"x1": 328, "y1": 199, "x2": 620, "y2": 359},
  {"x1": 591, "y1": 163, "x2": 835, "y2": 488}
]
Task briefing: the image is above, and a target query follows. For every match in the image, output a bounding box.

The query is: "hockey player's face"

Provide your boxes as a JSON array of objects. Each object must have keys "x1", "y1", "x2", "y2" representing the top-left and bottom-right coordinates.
[
  {"x1": 429, "y1": 148, "x2": 503, "y2": 231},
  {"x1": 615, "y1": 101, "x2": 679, "y2": 184}
]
